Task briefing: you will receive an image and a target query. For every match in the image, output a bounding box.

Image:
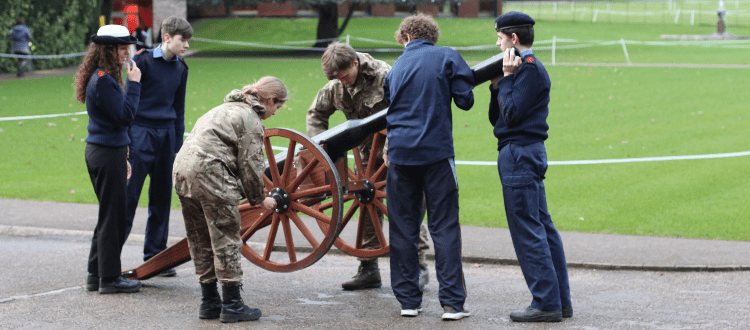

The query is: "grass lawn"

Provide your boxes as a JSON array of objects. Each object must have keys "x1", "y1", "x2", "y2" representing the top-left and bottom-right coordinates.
[{"x1": 1, "y1": 17, "x2": 749, "y2": 241}]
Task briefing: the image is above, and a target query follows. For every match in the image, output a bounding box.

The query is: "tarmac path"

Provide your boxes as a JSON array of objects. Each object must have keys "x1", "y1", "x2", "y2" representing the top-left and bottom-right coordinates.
[{"x1": 1, "y1": 234, "x2": 749, "y2": 329}]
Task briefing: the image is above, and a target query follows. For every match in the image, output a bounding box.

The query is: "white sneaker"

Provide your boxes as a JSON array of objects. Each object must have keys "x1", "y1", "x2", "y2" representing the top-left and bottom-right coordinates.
[
  {"x1": 401, "y1": 305, "x2": 423, "y2": 317},
  {"x1": 442, "y1": 306, "x2": 471, "y2": 320}
]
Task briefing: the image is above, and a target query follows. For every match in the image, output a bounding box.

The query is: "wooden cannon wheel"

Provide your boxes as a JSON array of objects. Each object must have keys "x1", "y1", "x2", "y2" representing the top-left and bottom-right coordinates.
[
  {"x1": 238, "y1": 128, "x2": 343, "y2": 272},
  {"x1": 314, "y1": 129, "x2": 389, "y2": 258}
]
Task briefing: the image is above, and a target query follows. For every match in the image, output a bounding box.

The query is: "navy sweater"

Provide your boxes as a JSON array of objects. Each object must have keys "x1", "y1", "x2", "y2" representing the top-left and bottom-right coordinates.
[
  {"x1": 85, "y1": 69, "x2": 141, "y2": 147},
  {"x1": 489, "y1": 51, "x2": 550, "y2": 150},
  {"x1": 132, "y1": 45, "x2": 188, "y2": 152},
  {"x1": 384, "y1": 39, "x2": 475, "y2": 166}
]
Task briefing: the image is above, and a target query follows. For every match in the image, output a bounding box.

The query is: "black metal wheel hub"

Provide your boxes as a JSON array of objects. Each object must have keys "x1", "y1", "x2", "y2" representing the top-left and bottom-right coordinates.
[
  {"x1": 355, "y1": 179, "x2": 376, "y2": 203},
  {"x1": 269, "y1": 187, "x2": 290, "y2": 213}
]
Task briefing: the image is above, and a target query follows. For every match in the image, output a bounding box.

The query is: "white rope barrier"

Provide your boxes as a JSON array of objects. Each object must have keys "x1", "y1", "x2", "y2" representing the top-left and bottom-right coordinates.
[{"x1": 0, "y1": 111, "x2": 87, "y2": 121}]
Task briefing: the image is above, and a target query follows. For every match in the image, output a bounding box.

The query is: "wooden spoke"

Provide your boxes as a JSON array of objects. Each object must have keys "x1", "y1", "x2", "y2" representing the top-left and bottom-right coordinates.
[
  {"x1": 280, "y1": 215, "x2": 297, "y2": 263},
  {"x1": 291, "y1": 201, "x2": 332, "y2": 225},
  {"x1": 288, "y1": 158, "x2": 320, "y2": 192},
  {"x1": 281, "y1": 139, "x2": 297, "y2": 186},
  {"x1": 373, "y1": 198, "x2": 389, "y2": 217},
  {"x1": 263, "y1": 213, "x2": 281, "y2": 261},
  {"x1": 291, "y1": 184, "x2": 334, "y2": 200},
  {"x1": 368, "y1": 205, "x2": 388, "y2": 249},
  {"x1": 288, "y1": 212, "x2": 320, "y2": 249},
  {"x1": 352, "y1": 147, "x2": 365, "y2": 177},
  {"x1": 264, "y1": 138, "x2": 281, "y2": 184}
]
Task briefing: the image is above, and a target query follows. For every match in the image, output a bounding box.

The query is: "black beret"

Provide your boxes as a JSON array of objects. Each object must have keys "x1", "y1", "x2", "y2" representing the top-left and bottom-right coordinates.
[
  {"x1": 91, "y1": 25, "x2": 137, "y2": 45},
  {"x1": 495, "y1": 11, "x2": 535, "y2": 31}
]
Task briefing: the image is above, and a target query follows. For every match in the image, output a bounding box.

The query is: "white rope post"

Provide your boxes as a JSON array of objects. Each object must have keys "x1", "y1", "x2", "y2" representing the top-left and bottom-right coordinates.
[
  {"x1": 620, "y1": 38, "x2": 632, "y2": 65},
  {"x1": 668, "y1": 0, "x2": 672, "y2": 10},
  {"x1": 346, "y1": 34, "x2": 350, "y2": 45},
  {"x1": 691, "y1": 10, "x2": 695, "y2": 25},
  {"x1": 553, "y1": 2, "x2": 557, "y2": 14},
  {"x1": 552, "y1": 36, "x2": 556, "y2": 65},
  {"x1": 593, "y1": 9, "x2": 599, "y2": 23},
  {"x1": 674, "y1": 9, "x2": 681, "y2": 24}
]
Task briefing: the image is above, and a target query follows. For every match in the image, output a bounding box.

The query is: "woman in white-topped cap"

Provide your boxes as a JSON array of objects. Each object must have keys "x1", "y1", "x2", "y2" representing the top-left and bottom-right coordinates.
[{"x1": 74, "y1": 24, "x2": 143, "y2": 294}]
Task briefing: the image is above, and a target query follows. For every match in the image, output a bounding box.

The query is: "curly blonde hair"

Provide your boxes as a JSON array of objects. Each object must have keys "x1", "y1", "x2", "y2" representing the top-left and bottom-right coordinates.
[{"x1": 395, "y1": 13, "x2": 440, "y2": 45}]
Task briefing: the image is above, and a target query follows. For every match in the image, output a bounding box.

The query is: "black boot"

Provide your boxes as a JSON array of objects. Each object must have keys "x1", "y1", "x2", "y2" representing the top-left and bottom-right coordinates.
[
  {"x1": 342, "y1": 261, "x2": 381, "y2": 290},
  {"x1": 199, "y1": 282, "x2": 222, "y2": 320},
  {"x1": 220, "y1": 285, "x2": 261, "y2": 323}
]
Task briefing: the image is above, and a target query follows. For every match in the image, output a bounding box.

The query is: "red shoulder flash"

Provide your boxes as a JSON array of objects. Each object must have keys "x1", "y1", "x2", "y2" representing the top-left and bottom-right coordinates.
[
  {"x1": 527, "y1": 57, "x2": 534, "y2": 63},
  {"x1": 97, "y1": 71, "x2": 105, "y2": 76}
]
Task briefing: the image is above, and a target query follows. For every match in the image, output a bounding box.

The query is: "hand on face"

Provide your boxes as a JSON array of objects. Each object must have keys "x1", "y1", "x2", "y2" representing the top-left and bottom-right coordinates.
[{"x1": 126, "y1": 59, "x2": 141, "y2": 82}]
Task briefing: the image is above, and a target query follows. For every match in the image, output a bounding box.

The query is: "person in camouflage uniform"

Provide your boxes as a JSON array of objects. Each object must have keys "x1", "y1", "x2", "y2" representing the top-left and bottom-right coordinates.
[
  {"x1": 173, "y1": 76, "x2": 287, "y2": 323},
  {"x1": 307, "y1": 42, "x2": 432, "y2": 291}
]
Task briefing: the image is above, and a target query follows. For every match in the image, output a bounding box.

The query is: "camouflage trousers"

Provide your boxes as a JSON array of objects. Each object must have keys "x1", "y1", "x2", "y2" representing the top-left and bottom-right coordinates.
[{"x1": 179, "y1": 196, "x2": 244, "y2": 286}]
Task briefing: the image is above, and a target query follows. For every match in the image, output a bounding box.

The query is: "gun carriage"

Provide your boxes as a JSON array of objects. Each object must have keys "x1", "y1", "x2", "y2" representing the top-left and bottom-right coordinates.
[{"x1": 122, "y1": 55, "x2": 504, "y2": 279}]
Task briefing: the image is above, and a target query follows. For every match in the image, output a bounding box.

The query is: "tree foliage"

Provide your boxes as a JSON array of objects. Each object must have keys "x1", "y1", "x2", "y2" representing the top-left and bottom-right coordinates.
[{"x1": 0, "y1": 0, "x2": 99, "y2": 73}]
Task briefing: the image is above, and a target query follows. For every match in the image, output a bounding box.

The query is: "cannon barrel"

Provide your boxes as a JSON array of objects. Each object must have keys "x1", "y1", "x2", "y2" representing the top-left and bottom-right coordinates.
[
  {"x1": 471, "y1": 48, "x2": 521, "y2": 86},
  {"x1": 266, "y1": 52, "x2": 504, "y2": 177}
]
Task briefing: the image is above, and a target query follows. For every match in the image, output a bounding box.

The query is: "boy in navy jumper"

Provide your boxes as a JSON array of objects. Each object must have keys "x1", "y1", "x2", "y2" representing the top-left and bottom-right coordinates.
[
  {"x1": 125, "y1": 17, "x2": 192, "y2": 274},
  {"x1": 489, "y1": 11, "x2": 572, "y2": 322},
  {"x1": 384, "y1": 13, "x2": 474, "y2": 320}
]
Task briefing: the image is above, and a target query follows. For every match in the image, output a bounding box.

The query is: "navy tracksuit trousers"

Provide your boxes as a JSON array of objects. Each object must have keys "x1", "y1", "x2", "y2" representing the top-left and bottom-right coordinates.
[
  {"x1": 388, "y1": 158, "x2": 467, "y2": 311},
  {"x1": 497, "y1": 142, "x2": 571, "y2": 311},
  {"x1": 124, "y1": 125, "x2": 176, "y2": 261}
]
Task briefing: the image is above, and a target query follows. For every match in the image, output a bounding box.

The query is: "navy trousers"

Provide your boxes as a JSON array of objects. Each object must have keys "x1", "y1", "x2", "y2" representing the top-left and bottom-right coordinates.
[
  {"x1": 497, "y1": 142, "x2": 571, "y2": 311},
  {"x1": 85, "y1": 144, "x2": 128, "y2": 278},
  {"x1": 388, "y1": 158, "x2": 467, "y2": 311},
  {"x1": 125, "y1": 124, "x2": 176, "y2": 261}
]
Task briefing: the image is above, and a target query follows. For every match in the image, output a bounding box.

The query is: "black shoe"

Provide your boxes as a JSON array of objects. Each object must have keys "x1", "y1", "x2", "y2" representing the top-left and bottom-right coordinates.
[
  {"x1": 99, "y1": 276, "x2": 141, "y2": 294},
  {"x1": 509, "y1": 306, "x2": 562, "y2": 322},
  {"x1": 342, "y1": 262, "x2": 381, "y2": 290},
  {"x1": 562, "y1": 305, "x2": 573, "y2": 318},
  {"x1": 220, "y1": 285, "x2": 261, "y2": 323},
  {"x1": 418, "y1": 269, "x2": 429, "y2": 290},
  {"x1": 199, "y1": 282, "x2": 222, "y2": 320},
  {"x1": 86, "y1": 273, "x2": 98, "y2": 291},
  {"x1": 158, "y1": 268, "x2": 177, "y2": 277}
]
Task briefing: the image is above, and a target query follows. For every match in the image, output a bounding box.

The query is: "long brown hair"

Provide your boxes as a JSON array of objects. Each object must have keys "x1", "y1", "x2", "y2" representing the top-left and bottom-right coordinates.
[{"x1": 74, "y1": 43, "x2": 125, "y2": 103}]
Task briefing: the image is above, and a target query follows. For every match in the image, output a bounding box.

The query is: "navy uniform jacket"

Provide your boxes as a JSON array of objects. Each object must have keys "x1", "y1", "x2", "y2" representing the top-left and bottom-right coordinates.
[
  {"x1": 132, "y1": 45, "x2": 188, "y2": 153},
  {"x1": 384, "y1": 39, "x2": 475, "y2": 166},
  {"x1": 85, "y1": 69, "x2": 141, "y2": 147},
  {"x1": 488, "y1": 51, "x2": 550, "y2": 150}
]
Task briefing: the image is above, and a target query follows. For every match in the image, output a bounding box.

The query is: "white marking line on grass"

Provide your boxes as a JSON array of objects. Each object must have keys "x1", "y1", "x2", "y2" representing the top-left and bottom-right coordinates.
[
  {"x1": 458, "y1": 151, "x2": 750, "y2": 166},
  {"x1": 0, "y1": 111, "x2": 87, "y2": 121}
]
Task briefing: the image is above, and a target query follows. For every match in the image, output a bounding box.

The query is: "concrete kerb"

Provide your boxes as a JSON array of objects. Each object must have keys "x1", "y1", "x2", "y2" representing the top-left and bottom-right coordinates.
[{"x1": 3, "y1": 224, "x2": 748, "y2": 273}]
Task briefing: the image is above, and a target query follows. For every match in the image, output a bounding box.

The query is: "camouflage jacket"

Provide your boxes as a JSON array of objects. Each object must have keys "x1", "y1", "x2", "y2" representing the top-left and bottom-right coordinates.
[
  {"x1": 307, "y1": 52, "x2": 391, "y2": 161},
  {"x1": 173, "y1": 90, "x2": 267, "y2": 206}
]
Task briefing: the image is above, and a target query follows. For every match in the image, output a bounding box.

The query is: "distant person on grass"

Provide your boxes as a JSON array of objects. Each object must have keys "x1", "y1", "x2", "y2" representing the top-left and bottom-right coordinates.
[
  {"x1": 173, "y1": 77, "x2": 286, "y2": 323},
  {"x1": 489, "y1": 11, "x2": 572, "y2": 322},
  {"x1": 9, "y1": 18, "x2": 33, "y2": 77},
  {"x1": 123, "y1": 16, "x2": 191, "y2": 277},
  {"x1": 306, "y1": 41, "x2": 432, "y2": 291},
  {"x1": 384, "y1": 13, "x2": 474, "y2": 320},
  {"x1": 74, "y1": 24, "x2": 142, "y2": 294}
]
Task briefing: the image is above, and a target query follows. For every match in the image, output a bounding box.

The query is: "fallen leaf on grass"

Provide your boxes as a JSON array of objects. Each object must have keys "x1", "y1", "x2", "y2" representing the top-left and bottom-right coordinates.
[
  {"x1": 69, "y1": 190, "x2": 75, "y2": 194},
  {"x1": 47, "y1": 123, "x2": 57, "y2": 127}
]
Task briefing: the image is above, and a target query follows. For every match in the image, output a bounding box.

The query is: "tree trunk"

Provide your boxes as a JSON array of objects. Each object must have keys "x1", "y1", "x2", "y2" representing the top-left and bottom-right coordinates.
[{"x1": 313, "y1": 3, "x2": 338, "y2": 48}]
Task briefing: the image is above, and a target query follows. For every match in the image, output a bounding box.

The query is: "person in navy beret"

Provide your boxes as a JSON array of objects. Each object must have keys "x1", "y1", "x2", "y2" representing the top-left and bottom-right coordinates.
[
  {"x1": 74, "y1": 24, "x2": 143, "y2": 294},
  {"x1": 488, "y1": 11, "x2": 573, "y2": 322}
]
